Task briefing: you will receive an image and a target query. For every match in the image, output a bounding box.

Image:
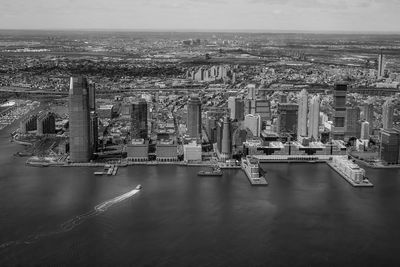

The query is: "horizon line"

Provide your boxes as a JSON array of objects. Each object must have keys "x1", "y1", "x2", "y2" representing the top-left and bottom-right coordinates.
[{"x1": 1, "y1": 28, "x2": 400, "y2": 35}]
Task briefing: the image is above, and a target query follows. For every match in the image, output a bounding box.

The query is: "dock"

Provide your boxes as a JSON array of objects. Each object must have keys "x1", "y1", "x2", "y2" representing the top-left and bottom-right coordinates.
[
  {"x1": 327, "y1": 161, "x2": 373, "y2": 187},
  {"x1": 93, "y1": 164, "x2": 119, "y2": 176}
]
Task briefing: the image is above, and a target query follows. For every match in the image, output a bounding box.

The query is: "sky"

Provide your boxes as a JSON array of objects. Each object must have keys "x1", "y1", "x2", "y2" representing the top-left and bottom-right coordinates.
[{"x1": 1, "y1": 0, "x2": 400, "y2": 32}]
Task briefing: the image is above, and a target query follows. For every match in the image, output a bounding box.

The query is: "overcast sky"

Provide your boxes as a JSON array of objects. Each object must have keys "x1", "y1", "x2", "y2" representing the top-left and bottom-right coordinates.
[{"x1": 1, "y1": 0, "x2": 399, "y2": 32}]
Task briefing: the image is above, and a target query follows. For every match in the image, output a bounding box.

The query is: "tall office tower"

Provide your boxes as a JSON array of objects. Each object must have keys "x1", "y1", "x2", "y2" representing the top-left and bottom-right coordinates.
[
  {"x1": 277, "y1": 103, "x2": 298, "y2": 136},
  {"x1": 361, "y1": 121, "x2": 370, "y2": 140},
  {"x1": 382, "y1": 99, "x2": 394, "y2": 130},
  {"x1": 90, "y1": 111, "x2": 99, "y2": 153},
  {"x1": 308, "y1": 95, "x2": 320, "y2": 141},
  {"x1": 88, "y1": 83, "x2": 96, "y2": 111},
  {"x1": 37, "y1": 112, "x2": 56, "y2": 136},
  {"x1": 216, "y1": 116, "x2": 232, "y2": 160},
  {"x1": 205, "y1": 116, "x2": 217, "y2": 144},
  {"x1": 247, "y1": 84, "x2": 256, "y2": 100},
  {"x1": 221, "y1": 116, "x2": 232, "y2": 159},
  {"x1": 187, "y1": 95, "x2": 202, "y2": 140},
  {"x1": 297, "y1": 89, "x2": 308, "y2": 139},
  {"x1": 332, "y1": 82, "x2": 348, "y2": 140},
  {"x1": 361, "y1": 103, "x2": 374, "y2": 134},
  {"x1": 378, "y1": 51, "x2": 386, "y2": 78},
  {"x1": 244, "y1": 114, "x2": 261, "y2": 137},
  {"x1": 228, "y1": 97, "x2": 244, "y2": 121},
  {"x1": 345, "y1": 107, "x2": 361, "y2": 139},
  {"x1": 131, "y1": 98, "x2": 148, "y2": 140},
  {"x1": 380, "y1": 128, "x2": 400, "y2": 164},
  {"x1": 69, "y1": 77, "x2": 91, "y2": 162}
]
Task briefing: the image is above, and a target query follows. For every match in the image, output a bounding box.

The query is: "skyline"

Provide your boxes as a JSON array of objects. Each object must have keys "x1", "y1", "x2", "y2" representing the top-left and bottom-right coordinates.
[{"x1": 1, "y1": 0, "x2": 400, "y2": 32}]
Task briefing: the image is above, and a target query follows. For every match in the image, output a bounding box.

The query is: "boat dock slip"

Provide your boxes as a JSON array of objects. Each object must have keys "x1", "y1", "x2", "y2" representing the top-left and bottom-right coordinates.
[
  {"x1": 94, "y1": 165, "x2": 118, "y2": 176},
  {"x1": 241, "y1": 157, "x2": 268, "y2": 186},
  {"x1": 327, "y1": 157, "x2": 373, "y2": 187}
]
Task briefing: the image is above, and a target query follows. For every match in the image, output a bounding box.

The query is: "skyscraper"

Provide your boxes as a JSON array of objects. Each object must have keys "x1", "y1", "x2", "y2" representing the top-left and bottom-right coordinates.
[
  {"x1": 361, "y1": 103, "x2": 374, "y2": 134},
  {"x1": 244, "y1": 114, "x2": 261, "y2": 137},
  {"x1": 332, "y1": 82, "x2": 348, "y2": 140},
  {"x1": 90, "y1": 111, "x2": 99, "y2": 153},
  {"x1": 221, "y1": 116, "x2": 232, "y2": 159},
  {"x1": 361, "y1": 121, "x2": 370, "y2": 140},
  {"x1": 308, "y1": 95, "x2": 320, "y2": 141},
  {"x1": 382, "y1": 99, "x2": 394, "y2": 130},
  {"x1": 345, "y1": 107, "x2": 361, "y2": 139},
  {"x1": 216, "y1": 116, "x2": 232, "y2": 160},
  {"x1": 187, "y1": 95, "x2": 202, "y2": 140},
  {"x1": 131, "y1": 98, "x2": 148, "y2": 140},
  {"x1": 37, "y1": 111, "x2": 56, "y2": 136},
  {"x1": 228, "y1": 97, "x2": 244, "y2": 121},
  {"x1": 378, "y1": 51, "x2": 385, "y2": 78},
  {"x1": 69, "y1": 77, "x2": 91, "y2": 162},
  {"x1": 380, "y1": 128, "x2": 400, "y2": 165},
  {"x1": 247, "y1": 84, "x2": 256, "y2": 100},
  {"x1": 277, "y1": 103, "x2": 298, "y2": 136},
  {"x1": 88, "y1": 83, "x2": 96, "y2": 111},
  {"x1": 297, "y1": 89, "x2": 308, "y2": 139}
]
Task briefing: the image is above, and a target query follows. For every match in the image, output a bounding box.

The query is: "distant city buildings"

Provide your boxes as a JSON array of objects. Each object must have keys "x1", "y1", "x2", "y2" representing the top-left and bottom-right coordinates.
[{"x1": 216, "y1": 116, "x2": 232, "y2": 160}]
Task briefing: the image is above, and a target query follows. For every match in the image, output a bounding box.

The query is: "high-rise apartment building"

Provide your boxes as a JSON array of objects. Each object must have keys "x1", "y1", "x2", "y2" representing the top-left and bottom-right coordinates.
[
  {"x1": 308, "y1": 95, "x2": 320, "y2": 141},
  {"x1": 297, "y1": 89, "x2": 308, "y2": 139},
  {"x1": 382, "y1": 99, "x2": 394, "y2": 130}
]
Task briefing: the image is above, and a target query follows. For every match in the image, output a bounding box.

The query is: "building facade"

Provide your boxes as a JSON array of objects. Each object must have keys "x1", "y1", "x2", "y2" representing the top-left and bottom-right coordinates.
[{"x1": 69, "y1": 77, "x2": 91, "y2": 162}]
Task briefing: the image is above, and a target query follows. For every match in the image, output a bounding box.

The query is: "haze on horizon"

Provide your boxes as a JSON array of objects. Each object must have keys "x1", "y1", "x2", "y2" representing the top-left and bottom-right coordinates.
[{"x1": 1, "y1": 0, "x2": 400, "y2": 33}]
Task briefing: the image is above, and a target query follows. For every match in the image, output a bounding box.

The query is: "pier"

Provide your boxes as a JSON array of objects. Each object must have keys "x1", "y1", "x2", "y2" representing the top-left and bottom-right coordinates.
[{"x1": 327, "y1": 161, "x2": 373, "y2": 187}]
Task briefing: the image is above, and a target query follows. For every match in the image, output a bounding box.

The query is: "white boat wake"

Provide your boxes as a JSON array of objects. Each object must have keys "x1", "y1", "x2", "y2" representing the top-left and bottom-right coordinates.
[{"x1": 0, "y1": 188, "x2": 141, "y2": 249}]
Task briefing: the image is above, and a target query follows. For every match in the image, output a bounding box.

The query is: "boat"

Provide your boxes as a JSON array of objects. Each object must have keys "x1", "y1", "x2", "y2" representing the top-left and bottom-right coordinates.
[
  {"x1": 94, "y1": 171, "x2": 104, "y2": 176},
  {"x1": 136, "y1": 184, "x2": 142, "y2": 190}
]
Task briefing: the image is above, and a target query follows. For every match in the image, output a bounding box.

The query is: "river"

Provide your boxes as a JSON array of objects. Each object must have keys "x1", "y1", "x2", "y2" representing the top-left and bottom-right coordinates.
[{"x1": 0, "y1": 124, "x2": 400, "y2": 266}]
